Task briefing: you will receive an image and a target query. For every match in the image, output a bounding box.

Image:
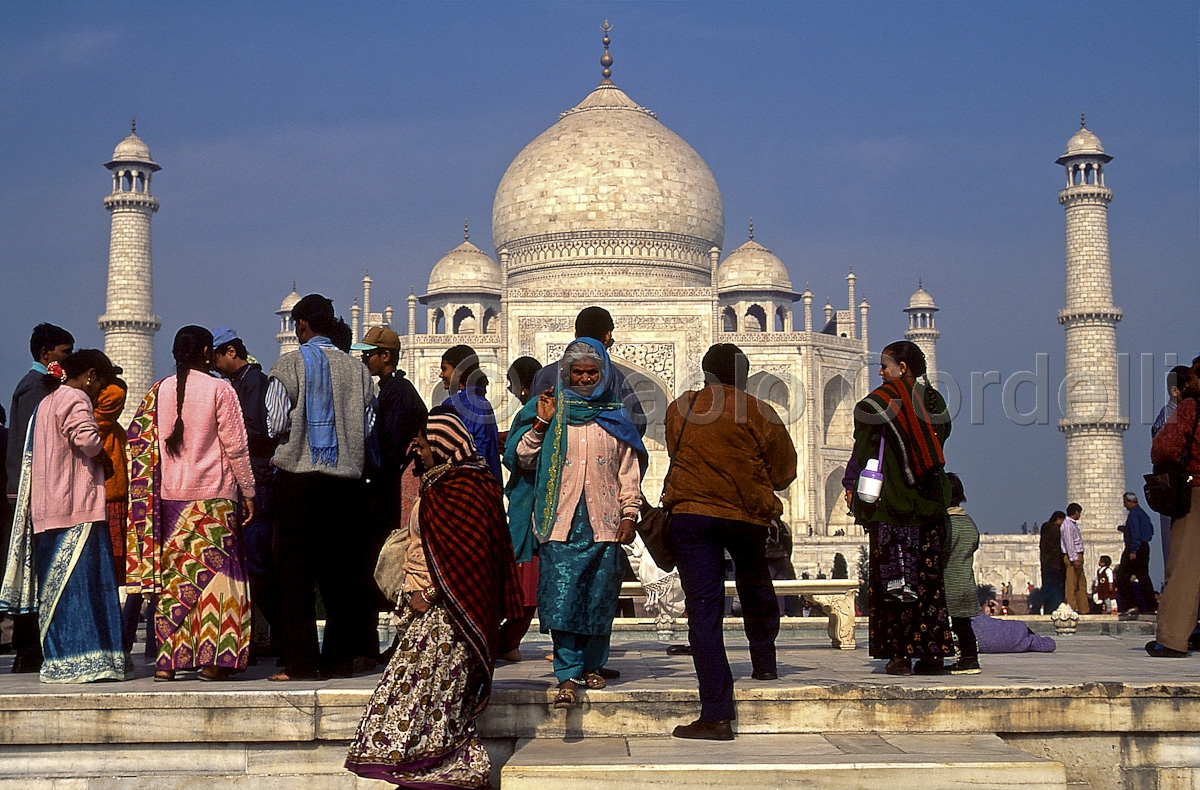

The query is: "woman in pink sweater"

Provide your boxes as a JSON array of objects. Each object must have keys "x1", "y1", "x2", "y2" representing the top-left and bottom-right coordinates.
[
  {"x1": 126, "y1": 326, "x2": 256, "y2": 681},
  {"x1": 0, "y1": 349, "x2": 128, "y2": 683}
]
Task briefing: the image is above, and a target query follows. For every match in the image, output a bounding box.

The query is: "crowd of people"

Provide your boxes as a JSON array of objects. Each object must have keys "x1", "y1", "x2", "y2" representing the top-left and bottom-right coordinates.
[
  {"x1": 1033, "y1": 359, "x2": 1200, "y2": 659},
  {"x1": 1, "y1": 303, "x2": 1197, "y2": 781}
]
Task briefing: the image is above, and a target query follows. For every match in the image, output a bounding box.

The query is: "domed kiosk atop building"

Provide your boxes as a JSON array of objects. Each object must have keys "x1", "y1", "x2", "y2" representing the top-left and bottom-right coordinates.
[{"x1": 276, "y1": 26, "x2": 887, "y2": 547}]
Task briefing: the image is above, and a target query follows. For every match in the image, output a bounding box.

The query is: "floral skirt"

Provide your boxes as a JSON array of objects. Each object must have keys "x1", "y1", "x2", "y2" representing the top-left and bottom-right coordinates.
[
  {"x1": 345, "y1": 603, "x2": 490, "y2": 789},
  {"x1": 867, "y1": 521, "x2": 953, "y2": 661}
]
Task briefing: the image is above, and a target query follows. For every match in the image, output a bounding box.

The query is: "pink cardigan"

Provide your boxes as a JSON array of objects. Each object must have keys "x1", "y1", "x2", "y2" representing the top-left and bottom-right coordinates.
[
  {"x1": 517, "y1": 420, "x2": 641, "y2": 543},
  {"x1": 156, "y1": 371, "x2": 256, "y2": 502},
  {"x1": 31, "y1": 387, "x2": 106, "y2": 533}
]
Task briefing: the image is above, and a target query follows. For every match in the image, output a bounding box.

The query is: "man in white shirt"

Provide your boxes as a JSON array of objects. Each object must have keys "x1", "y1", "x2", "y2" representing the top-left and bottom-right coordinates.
[{"x1": 1061, "y1": 502, "x2": 1089, "y2": 612}]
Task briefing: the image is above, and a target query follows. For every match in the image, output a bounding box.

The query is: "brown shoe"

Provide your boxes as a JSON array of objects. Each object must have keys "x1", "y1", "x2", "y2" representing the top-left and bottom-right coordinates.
[
  {"x1": 885, "y1": 658, "x2": 911, "y2": 676},
  {"x1": 673, "y1": 719, "x2": 734, "y2": 741}
]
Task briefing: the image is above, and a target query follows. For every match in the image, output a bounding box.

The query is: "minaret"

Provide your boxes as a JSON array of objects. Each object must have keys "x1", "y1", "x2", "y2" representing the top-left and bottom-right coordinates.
[
  {"x1": 99, "y1": 119, "x2": 161, "y2": 414},
  {"x1": 858, "y1": 297, "x2": 870, "y2": 350},
  {"x1": 845, "y1": 269, "x2": 857, "y2": 339},
  {"x1": 276, "y1": 283, "x2": 302, "y2": 357},
  {"x1": 904, "y1": 280, "x2": 940, "y2": 384},
  {"x1": 802, "y1": 283, "x2": 813, "y2": 332},
  {"x1": 1056, "y1": 115, "x2": 1127, "y2": 544}
]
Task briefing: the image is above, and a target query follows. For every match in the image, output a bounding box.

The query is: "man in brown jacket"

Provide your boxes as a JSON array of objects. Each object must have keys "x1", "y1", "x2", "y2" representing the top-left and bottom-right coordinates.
[{"x1": 664, "y1": 344, "x2": 798, "y2": 740}]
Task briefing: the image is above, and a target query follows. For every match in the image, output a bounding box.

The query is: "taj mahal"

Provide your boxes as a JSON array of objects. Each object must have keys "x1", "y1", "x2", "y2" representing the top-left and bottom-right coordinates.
[
  {"x1": 273, "y1": 41, "x2": 920, "y2": 560},
  {"x1": 100, "y1": 37, "x2": 1127, "y2": 597}
]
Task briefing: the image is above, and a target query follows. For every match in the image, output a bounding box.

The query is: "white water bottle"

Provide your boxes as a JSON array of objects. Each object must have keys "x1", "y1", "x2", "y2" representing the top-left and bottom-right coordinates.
[
  {"x1": 857, "y1": 432, "x2": 886, "y2": 504},
  {"x1": 857, "y1": 458, "x2": 883, "y2": 504}
]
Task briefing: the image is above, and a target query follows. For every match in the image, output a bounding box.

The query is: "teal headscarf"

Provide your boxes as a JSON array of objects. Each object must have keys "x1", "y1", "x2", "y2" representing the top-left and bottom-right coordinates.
[{"x1": 503, "y1": 338, "x2": 647, "y2": 545}]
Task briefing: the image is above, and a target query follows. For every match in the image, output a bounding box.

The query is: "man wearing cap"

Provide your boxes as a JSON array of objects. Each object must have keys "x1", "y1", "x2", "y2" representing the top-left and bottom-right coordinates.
[
  {"x1": 353, "y1": 326, "x2": 427, "y2": 608},
  {"x1": 212, "y1": 327, "x2": 282, "y2": 659},
  {"x1": 265, "y1": 295, "x2": 377, "y2": 680},
  {"x1": 353, "y1": 326, "x2": 427, "y2": 482}
]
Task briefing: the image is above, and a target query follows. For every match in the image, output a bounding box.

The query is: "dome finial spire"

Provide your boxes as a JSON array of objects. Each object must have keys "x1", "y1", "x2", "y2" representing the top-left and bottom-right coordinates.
[
  {"x1": 1080, "y1": 110, "x2": 1086, "y2": 129},
  {"x1": 918, "y1": 277, "x2": 923, "y2": 289},
  {"x1": 464, "y1": 218, "x2": 470, "y2": 241},
  {"x1": 131, "y1": 116, "x2": 136, "y2": 135},
  {"x1": 748, "y1": 217, "x2": 754, "y2": 241},
  {"x1": 600, "y1": 19, "x2": 614, "y2": 83}
]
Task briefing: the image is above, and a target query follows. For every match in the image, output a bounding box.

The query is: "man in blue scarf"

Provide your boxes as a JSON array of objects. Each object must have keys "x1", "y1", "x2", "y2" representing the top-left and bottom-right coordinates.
[{"x1": 266, "y1": 294, "x2": 377, "y2": 680}]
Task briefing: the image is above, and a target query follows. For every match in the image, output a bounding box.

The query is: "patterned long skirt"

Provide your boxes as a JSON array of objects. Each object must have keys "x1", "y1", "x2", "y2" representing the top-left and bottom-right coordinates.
[
  {"x1": 154, "y1": 498, "x2": 252, "y2": 672},
  {"x1": 345, "y1": 603, "x2": 490, "y2": 788},
  {"x1": 867, "y1": 521, "x2": 954, "y2": 661}
]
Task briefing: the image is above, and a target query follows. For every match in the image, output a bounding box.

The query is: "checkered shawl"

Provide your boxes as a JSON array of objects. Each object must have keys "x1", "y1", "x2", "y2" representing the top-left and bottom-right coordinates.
[{"x1": 419, "y1": 465, "x2": 523, "y2": 715}]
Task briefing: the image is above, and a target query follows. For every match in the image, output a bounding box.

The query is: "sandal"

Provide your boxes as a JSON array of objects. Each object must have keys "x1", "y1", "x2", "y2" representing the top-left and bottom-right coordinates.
[
  {"x1": 885, "y1": 658, "x2": 911, "y2": 676},
  {"x1": 553, "y1": 686, "x2": 577, "y2": 709},
  {"x1": 153, "y1": 670, "x2": 175, "y2": 682},
  {"x1": 585, "y1": 672, "x2": 606, "y2": 690},
  {"x1": 198, "y1": 667, "x2": 230, "y2": 682}
]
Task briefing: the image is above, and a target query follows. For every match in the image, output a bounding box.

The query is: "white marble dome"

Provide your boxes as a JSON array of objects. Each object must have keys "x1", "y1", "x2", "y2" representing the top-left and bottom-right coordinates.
[
  {"x1": 492, "y1": 80, "x2": 724, "y2": 288},
  {"x1": 279, "y1": 288, "x2": 302, "y2": 312},
  {"x1": 1062, "y1": 126, "x2": 1105, "y2": 158},
  {"x1": 907, "y1": 285, "x2": 936, "y2": 309},
  {"x1": 717, "y1": 239, "x2": 793, "y2": 292},
  {"x1": 109, "y1": 132, "x2": 158, "y2": 167},
  {"x1": 427, "y1": 240, "x2": 501, "y2": 296}
]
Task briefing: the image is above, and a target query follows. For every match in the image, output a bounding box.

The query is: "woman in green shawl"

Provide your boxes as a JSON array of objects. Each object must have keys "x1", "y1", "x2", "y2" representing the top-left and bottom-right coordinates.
[{"x1": 504, "y1": 338, "x2": 645, "y2": 709}]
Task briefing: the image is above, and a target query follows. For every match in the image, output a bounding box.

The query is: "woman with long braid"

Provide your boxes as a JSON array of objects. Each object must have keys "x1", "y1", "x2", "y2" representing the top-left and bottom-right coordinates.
[
  {"x1": 126, "y1": 326, "x2": 256, "y2": 681},
  {"x1": 844, "y1": 340, "x2": 954, "y2": 675}
]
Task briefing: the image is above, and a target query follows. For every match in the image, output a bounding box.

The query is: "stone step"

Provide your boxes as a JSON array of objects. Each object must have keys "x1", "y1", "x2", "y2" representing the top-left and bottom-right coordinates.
[{"x1": 501, "y1": 733, "x2": 1066, "y2": 790}]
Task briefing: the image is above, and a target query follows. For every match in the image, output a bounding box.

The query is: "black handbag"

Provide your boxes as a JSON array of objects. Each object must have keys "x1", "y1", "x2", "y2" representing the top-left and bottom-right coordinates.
[
  {"x1": 636, "y1": 393, "x2": 696, "y2": 571},
  {"x1": 1144, "y1": 400, "x2": 1197, "y2": 519}
]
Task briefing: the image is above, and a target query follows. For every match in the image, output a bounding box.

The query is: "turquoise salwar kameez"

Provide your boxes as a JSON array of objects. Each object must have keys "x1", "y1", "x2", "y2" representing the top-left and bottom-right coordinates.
[{"x1": 538, "y1": 499, "x2": 624, "y2": 683}]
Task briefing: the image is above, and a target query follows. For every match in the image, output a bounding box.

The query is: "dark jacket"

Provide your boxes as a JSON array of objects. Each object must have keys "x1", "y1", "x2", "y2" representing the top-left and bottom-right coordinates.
[
  {"x1": 375, "y1": 369, "x2": 427, "y2": 472},
  {"x1": 228, "y1": 362, "x2": 277, "y2": 484},
  {"x1": 1039, "y1": 520, "x2": 1063, "y2": 569},
  {"x1": 7, "y1": 369, "x2": 53, "y2": 495},
  {"x1": 1122, "y1": 504, "x2": 1154, "y2": 553},
  {"x1": 663, "y1": 385, "x2": 798, "y2": 527}
]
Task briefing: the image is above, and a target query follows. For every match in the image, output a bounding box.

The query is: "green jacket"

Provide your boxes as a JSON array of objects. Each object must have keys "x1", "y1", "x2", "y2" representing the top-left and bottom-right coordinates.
[{"x1": 849, "y1": 387, "x2": 951, "y2": 527}]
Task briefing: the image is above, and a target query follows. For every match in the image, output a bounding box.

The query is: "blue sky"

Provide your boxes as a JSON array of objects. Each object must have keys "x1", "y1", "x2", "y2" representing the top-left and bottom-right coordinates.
[{"x1": 2, "y1": 2, "x2": 1197, "y2": 568}]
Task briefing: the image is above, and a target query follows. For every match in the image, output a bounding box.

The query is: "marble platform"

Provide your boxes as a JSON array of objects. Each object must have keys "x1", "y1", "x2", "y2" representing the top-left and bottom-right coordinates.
[{"x1": 0, "y1": 622, "x2": 1195, "y2": 789}]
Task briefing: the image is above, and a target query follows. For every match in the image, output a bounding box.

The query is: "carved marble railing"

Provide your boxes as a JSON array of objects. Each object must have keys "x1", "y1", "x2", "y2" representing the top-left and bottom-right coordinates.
[{"x1": 619, "y1": 578, "x2": 859, "y2": 650}]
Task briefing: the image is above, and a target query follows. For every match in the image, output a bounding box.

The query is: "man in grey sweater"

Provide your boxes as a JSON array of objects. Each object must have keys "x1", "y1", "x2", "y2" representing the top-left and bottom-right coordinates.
[{"x1": 266, "y1": 294, "x2": 376, "y2": 680}]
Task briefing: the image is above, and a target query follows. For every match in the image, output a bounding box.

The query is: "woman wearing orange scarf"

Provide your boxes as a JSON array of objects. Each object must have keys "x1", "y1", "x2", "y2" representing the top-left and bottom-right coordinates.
[{"x1": 94, "y1": 379, "x2": 128, "y2": 580}]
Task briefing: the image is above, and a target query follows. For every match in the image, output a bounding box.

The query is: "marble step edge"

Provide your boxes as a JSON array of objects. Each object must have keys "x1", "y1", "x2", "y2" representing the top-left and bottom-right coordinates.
[
  {"x1": 499, "y1": 763, "x2": 1066, "y2": 790},
  {"x1": 0, "y1": 679, "x2": 1195, "y2": 711}
]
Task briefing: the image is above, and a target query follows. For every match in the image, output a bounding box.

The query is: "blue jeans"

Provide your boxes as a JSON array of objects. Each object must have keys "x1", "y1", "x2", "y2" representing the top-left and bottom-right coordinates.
[{"x1": 670, "y1": 513, "x2": 779, "y2": 722}]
